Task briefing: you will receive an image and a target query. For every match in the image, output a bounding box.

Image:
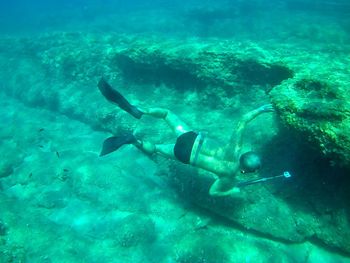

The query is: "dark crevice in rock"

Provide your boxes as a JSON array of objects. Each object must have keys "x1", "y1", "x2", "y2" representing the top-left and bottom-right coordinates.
[
  {"x1": 236, "y1": 59, "x2": 294, "y2": 87},
  {"x1": 259, "y1": 125, "x2": 350, "y2": 247},
  {"x1": 260, "y1": 125, "x2": 350, "y2": 201},
  {"x1": 295, "y1": 79, "x2": 341, "y2": 99},
  {"x1": 0, "y1": 220, "x2": 7, "y2": 236},
  {"x1": 185, "y1": 199, "x2": 350, "y2": 258},
  {"x1": 113, "y1": 53, "x2": 294, "y2": 96},
  {"x1": 113, "y1": 54, "x2": 205, "y2": 91},
  {"x1": 307, "y1": 235, "x2": 350, "y2": 258},
  {"x1": 187, "y1": 203, "x2": 304, "y2": 245}
]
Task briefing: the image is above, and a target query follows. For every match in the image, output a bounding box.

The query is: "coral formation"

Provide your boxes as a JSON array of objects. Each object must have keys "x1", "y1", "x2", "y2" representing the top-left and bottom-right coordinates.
[{"x1": 270, "y1": 77, "x2": 350, "y2": 167}]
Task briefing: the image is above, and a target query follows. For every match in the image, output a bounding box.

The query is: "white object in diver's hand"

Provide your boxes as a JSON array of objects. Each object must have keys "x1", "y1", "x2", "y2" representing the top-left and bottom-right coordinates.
[{"x1": 283, "y1": 171, "x2": 291, "y2": 178}]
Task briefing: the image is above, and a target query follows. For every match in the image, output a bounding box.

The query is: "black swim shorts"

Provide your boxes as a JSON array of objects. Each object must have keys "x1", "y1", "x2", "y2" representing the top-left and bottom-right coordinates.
[{"x1": 173, "y1": 131, "x2": 198, "y2": 164}]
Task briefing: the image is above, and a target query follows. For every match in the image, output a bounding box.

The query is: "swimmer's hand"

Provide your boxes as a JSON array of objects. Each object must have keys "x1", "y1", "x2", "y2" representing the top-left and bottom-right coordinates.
[
  {"x1": 229, "y1": 186, "x2": 246, "y2": 199},
  {"x1": 209, "y1": 179, "x2": 244, "y2": 198},
  {"x1": 258, "y1": 104, "x2": 274, "y2": 113},
  {"x1": 219, "y1": 186, "x2": 246, "y2": 200},
  {"x1": 209, "y1": 186, "x2": 242, "y2": 197},
  {"x1": 229, "y1": 186, "x2": 241, "y2": 194}
]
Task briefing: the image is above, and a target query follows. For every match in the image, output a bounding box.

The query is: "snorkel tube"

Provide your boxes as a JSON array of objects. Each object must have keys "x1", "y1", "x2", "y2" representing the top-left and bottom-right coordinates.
[{"x1": 236, "y1": 171, "x2": 292, "y2": 188}]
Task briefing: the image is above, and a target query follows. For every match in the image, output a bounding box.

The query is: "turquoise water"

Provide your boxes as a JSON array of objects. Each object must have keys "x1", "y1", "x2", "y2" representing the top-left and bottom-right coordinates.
[{"x1": 0, "y1": 1, "x2": 350, "y2": 262}]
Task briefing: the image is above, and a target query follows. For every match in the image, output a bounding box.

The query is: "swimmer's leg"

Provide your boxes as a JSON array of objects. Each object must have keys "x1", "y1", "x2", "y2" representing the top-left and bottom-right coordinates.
[
  {"x1": 137, "y1": 141, "x2": 176, "y2": 159},
  {"x1": 143, "y1": 108, "x2": 191, "y2": 136},
  {"x1": 97, "y1": 79, "x2": 190, "y2": 135},
  {"x1": 99, "y1": 133, "x2": 176, "y2": 160}
]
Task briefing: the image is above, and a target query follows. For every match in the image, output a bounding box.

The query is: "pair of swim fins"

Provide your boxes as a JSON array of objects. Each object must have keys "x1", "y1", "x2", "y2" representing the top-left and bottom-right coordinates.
[{"x1": 97, "y1": 78, "x2": 143, "y2": 156}]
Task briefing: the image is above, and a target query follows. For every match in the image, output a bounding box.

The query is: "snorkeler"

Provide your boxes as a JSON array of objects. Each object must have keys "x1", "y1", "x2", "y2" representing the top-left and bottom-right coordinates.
[{"x1": 97, "y1": 78, "x2": 274, "y2": 197}]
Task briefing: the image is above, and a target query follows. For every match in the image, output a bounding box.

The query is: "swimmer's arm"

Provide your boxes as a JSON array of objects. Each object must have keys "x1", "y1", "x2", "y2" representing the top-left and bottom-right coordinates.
[
  {"x1": 243, "y1": 104, "x2": 274, "y2": 122},
  {"x1": 209, "y1": 178, "x2": 241, "y2": 197},
  {"x1": 232, "y1": 104, "x2": 274, "y2": 159}
]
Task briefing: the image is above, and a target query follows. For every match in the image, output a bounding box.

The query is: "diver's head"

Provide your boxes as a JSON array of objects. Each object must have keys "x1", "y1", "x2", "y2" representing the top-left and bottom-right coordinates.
[{"x1": 239, "y1": 151, "x2": 261, "y2": 174}]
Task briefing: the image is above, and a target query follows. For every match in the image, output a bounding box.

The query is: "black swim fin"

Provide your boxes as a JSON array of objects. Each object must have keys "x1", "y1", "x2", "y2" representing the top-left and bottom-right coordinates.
[
  {"x1": 98, "y1": 78, "x2": 144, "y2": 119},
  {"x1": 99, "y1": 134, "x2": 137, "y2": 156}
]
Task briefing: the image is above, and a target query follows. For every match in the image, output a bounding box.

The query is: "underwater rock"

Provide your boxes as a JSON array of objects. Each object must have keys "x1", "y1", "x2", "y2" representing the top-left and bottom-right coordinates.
[
  {"x1": 270, "y1": 78, "x2": 350, "y2": 168},
  {"x1": 0, "y1": 142, "x2": 26, "y2": 179},
  {"x1": 0, "y1": 246, "x2": 26, "y2": 263},
  {"x1": 170, "y1": 164, "x2": 350, "y2": 254},
  {"x1": 172, "y1": 231, "x2": 229, "y2": 263},
  {"x1": 37, "y1": 190, "x2": 69, "y2": 209},
  {"x1": 0, "y1": 162, "x2": 13, "y2": 178},
  {"x1": 112, "y1": 41, "x2": 293, "y2": 101},
  {"x1": 115, "y1": 213, "x2": 156, "y2": 248},
  {"x1": 0, "y1": 32, "x2": 293, "y2": 121},
  {"x1": 168, "y1": 222, "x2": 347, "y2": 263},
  {"x1": 170, "y1": 165, "x2": 305, "y2": 241},
  {"x1": 0, "y1": 220, "x2": 7, "y2": 236}
]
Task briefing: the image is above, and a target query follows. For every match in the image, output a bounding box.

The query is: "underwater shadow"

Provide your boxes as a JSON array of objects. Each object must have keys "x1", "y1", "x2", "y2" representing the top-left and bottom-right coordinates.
[
  {"x1": 112, "y1": 54, "x2": 205, "y2": 91},
  {"x1": 260, "y1": 124, "x2": 350, "y2": 216}
]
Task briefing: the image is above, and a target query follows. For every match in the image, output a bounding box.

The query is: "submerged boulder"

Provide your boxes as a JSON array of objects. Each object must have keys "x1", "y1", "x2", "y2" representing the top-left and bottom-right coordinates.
[{"x1": 270, "y1": 77, "x2": 350, "y2": 168}]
